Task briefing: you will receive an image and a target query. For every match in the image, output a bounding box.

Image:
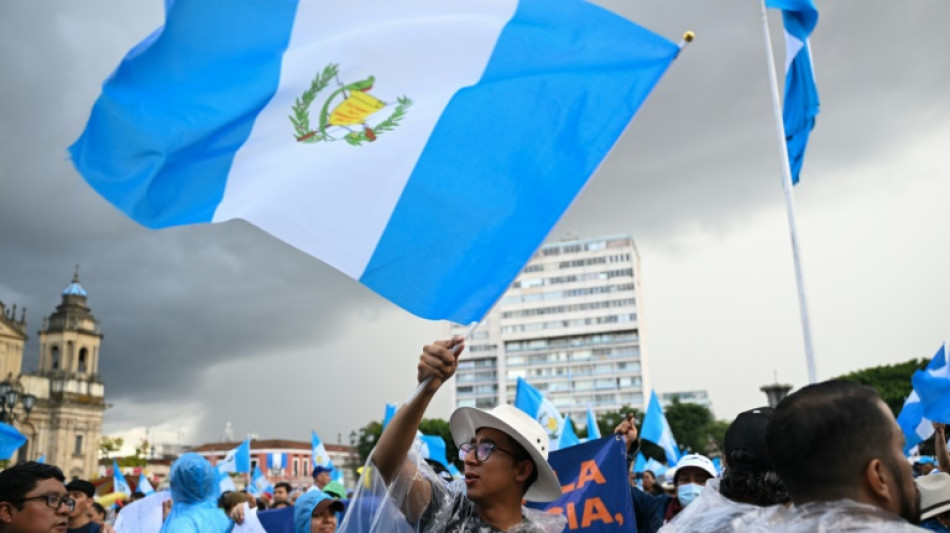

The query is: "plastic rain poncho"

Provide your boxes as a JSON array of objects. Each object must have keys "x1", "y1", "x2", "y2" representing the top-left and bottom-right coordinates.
[
  {"x1": 738, "y1": 498, "x2": 927, "y2": 533},
  {"x1": 294, "y1": 490, "x2": 335, "y2": 533},
  {"x1": 159, "y1": 453, "x2": 232, "y2": 533},
  {"x1": 659, "y1": 478, "x2": 766, "y2": 533},
  {"x1": 337, "y1": 446, "x2": 565, "y2": 533}
]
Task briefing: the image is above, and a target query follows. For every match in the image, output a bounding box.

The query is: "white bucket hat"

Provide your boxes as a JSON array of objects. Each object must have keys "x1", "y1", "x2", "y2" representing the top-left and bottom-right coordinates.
[
  {"x1": 917, "y1": 472, "x2": 950, "y2": 521},
  {"x1": 449, "y1": 404, "x2": 562, "y2": 502}
]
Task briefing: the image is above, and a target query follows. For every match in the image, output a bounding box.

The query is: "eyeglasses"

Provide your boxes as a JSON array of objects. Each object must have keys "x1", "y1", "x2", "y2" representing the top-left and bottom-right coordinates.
[
  {"x1": 458, "y1": 442, "x2": 522, "y2": 462},
  {"x1": 16, "y1": 494, "x2": 76, "y2": 512}
]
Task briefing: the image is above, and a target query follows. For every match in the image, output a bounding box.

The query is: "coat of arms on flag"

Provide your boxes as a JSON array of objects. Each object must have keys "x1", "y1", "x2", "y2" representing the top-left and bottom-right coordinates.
[{"x1": 291, "y1": 63, "x2": 412, "y2": 146}]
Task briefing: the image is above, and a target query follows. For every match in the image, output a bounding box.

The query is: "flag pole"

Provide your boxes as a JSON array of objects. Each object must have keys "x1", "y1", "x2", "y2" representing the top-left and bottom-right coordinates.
[
  {"x1": 403, "y1": 321, "x2": 480, "y2": 405},
  {"x1": 758, "y1": 0, "x2": 818, "y2": 384}
]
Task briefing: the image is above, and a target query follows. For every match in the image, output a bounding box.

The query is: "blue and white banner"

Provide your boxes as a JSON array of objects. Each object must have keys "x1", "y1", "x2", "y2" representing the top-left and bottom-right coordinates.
[
  {"x1": 640, "y1": 391, "x2": 680, "y2": 466},
  {"x1": 137, "y1": 473, "x2": 155, "y2": 495},
  {"x1": 113, "y1": 460, "x2": 132, "y2": 495},
  {"x1": 218, "y1": 439, "x2": 251, "y2": 474},
  {"x1": 766, "y1": 0, "x2": 820, "y2": 184},
  {"x1": 515, "y1": 377, "x2": 565, "y2": 451},
  {"x1": 586, "y1": 406, "x2": 601, "y2": 440},
  {"x1": 266, "y1": 453, "x2": 288, "y2": 471},
  {"x1": 912, "y1": 343, "x2": 950, "y2": 426},
  {"x1": 215, "y1": 464, "x2": 237, "y2": 493},
  {"x1": 0, "y1": 422, "x2": 26, "y2": 460},
  {"x1": 312, "y1": 431, "x2": 334, "y2": 469},
  {"x1": 70, "y1": 0, "x2": 678, "y2": 325},
  {"x1": 526, "y1": 436, "x2": 634, "y2": 532}
]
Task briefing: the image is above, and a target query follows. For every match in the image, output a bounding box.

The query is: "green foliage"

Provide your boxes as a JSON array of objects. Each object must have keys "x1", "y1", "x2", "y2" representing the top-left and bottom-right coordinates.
[
  {"x1": 290, "y1": 63, "x2": 338, "y2": 142},
  {"x1": 594, "y1": 405, "x2": 642, "y2": 440},
  {"x1": 836, "y1": 358, "x2": 930, "y2": 417},
  {"x1": 356, "y1": 421, "x2": 383, "y2": 464},
  {"x1": 355, "y1": 417, "x2": 457, "y2": 468},
  {"x1": 99, "y1": 436, "x2": 124, "y2": 459},
  {"x1": 664, "y1": 398, "x2": 715, "y2": 455}
]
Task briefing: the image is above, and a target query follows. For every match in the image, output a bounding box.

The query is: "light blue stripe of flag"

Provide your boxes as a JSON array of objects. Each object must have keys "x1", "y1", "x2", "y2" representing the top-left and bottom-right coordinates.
[
  {"x1": 640, "y1": 391, "x2": 680, "y2": 466},
  {"x1": 0, "y1": 422, "x2": 27, "y2": 460},
  {"x1": 643, "y1": 457, "x2": 668, "y2": 477},
  {"x1": 266, "y1": 453, "x2": 288, "y2": 470},
  {"x1": 559, "y1": 416, "x2": 581, "y2": 449},
  {"x1": 514, "y1": 377, "x2": 565, "y2": 451},
  {"x1": 137, "y1": 473, "x2": 155, "y2": 495},
  {"x1": 632, "y1": 452, "x2": 647, "y2": 473},
  {"x1": 248, "y1": 466, "x2": 272, "y2": 496},
  {"x1": 382, "y1": 403, "x2": 397, "y2": 430},
  {"x1": 420, "y1": 434, "x2": 450, "y2": 470},
  {"x1": 218, "y1": 439, "x2": 251, "y2": 473},
  {"x1": 586, "y1": 406, "x2": 601, "y2": 440},
  {"x1": 215, "y1": 464, "x2": 236, "y2": 493},
  {"x1": 766, "y1": 0, "x2": 819, "y2": 184},
  {"x1": 113, "y1": 460, "x2": 132, "y2": 495},
  {"x1": 898, "y1": 344, "x2": 946, "y2": 453},
  {"x1": 37, "y1": 454, "x2": 46, "y2": 464},
  {"x1": 912, "y1": 344, "x2": 950, "y2": 424}
]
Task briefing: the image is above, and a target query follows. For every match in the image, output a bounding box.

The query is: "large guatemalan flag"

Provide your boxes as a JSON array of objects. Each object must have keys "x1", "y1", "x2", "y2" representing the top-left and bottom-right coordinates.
[{"x1": 71, "y1": 0, "x2": 678, "y2": 324}]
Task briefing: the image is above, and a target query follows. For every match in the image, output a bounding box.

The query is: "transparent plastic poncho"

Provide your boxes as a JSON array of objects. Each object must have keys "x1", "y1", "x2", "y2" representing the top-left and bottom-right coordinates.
[
  {"x1": 159, "y1": 453, "x2": 232, "y2": 533},
  {"x1": 659, "y1": 478, "x2": 765, "y2": 533},
  {"x1": 737, "y1": 498, "x2": 927, "y2": 532},
  {"x1": 338, "y1": 445, "x2": 566, "y2": 533}
]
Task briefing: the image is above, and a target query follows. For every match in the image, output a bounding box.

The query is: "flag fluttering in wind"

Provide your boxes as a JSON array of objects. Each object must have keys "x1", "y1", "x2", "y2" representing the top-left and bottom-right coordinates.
[
  {"x1": 558, "y1": 416, "x2": 581, "y2": 449},
  {"x1": 266, "y1": 453, "x2": 288, "y2": 472},
  {"x1": 0, "y1": 422, "x2": 26, "y2": 460},
  {"x1": 69, "y1": 0, "x2": 679, "y2": 324},
  {"x1": 640, "y1": 391, "x2": 680, "y2": 466},
  {"x1": 217, "y1": 439, "x2": 251, "y2": 473},
  {"x1": 137, "y1": 473, "x2": 155, "y2": 495},
  {"x1": 215, "y1": 464, "x2": 236, "y2": 493},
  {"x1": 766, "y1": 0, "x2": 819, "y2": 184},
  {"x1": 514, "y1": 377, "x2": 565, "y2": 451},
  {"x1": 911, "y1": 344, "x2": 950, "y2": 425},
  {"x1": 247, "y1": 466, "x2": 273, "y2": 496},
  {"x1": 586, "y1": 405, "x2": 601, "y2": 440},
  {"x1": 382, "y1": 403, "x2": 397, "y2": 430},
  {"x1": 897, "y1": 344, "x2": 947, "y2": 454},
  {"x1": 112, "y1": 460, "x2": 131, "y2": 495},
  {"x1": 311, "y1": 431, "x2": 334, "y2": 470},
  {"x1": 419, "y1": 434, "x2": 450, "y2": 471}
]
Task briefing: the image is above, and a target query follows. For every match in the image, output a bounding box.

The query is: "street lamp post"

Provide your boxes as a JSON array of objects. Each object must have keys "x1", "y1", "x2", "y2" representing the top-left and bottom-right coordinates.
[{"x1": 0, "y1": 377, "x2": 36, "y2": 424}]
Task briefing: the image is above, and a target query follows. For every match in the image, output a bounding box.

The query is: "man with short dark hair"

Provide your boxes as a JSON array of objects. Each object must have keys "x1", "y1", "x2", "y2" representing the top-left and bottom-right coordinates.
[
  {"x1": 65, "y1": 479, "x2": 99, "y2": 533},
  {"x1": 0, "y1": 461, "x2": 72, "y2": 533},
  {"x1": 761, "y1": 380, "x2": 925, "y2": 531},
  {"x1": 273, "y1": 482, "x2": 292, "y2": 504}
]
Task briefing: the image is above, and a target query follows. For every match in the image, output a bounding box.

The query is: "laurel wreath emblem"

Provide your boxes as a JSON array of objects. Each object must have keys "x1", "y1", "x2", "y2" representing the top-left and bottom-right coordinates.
[{"x1": 289, "y1": 63, "x2": 412, "y2": 147}]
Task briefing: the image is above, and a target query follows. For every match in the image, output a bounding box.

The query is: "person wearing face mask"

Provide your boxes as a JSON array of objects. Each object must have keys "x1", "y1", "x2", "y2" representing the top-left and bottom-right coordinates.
[{"x1": 614, "y1": 416, "x2": 717, "y2": 533}]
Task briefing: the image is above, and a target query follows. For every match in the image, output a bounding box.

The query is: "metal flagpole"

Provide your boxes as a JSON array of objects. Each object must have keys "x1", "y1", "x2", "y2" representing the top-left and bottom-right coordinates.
[{"x1": 758, "y1": 0, "x2": 818, "y2": 384}]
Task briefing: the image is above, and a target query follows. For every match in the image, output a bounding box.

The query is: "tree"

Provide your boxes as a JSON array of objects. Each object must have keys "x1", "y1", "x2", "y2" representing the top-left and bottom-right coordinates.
[
  {"x1": 664, "y1": 398, "x2": 714, "y2": 455},
  {"x1": 99, "y1": 436, "x2": 124, "y2": 459},
  {"x1": 836, "y1": 358, "x2": 929, "y2": 417},
  {"x1": 355, "y1": 417, "x2": 458, "y2": 468}
]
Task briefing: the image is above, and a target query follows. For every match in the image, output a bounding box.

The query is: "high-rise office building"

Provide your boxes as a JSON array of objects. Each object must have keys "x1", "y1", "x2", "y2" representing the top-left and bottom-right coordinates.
[{"x1": 449, "y1": 235, "x2": 649, "y2": 430}]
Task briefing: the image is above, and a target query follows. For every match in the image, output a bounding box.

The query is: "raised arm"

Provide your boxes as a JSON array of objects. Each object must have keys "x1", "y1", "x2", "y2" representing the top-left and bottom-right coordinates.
[
  {"x1": 371, "y1": 338, "x2": 464, "y2": 521},
  {"x1": 935, "y1": 423, "x2": 950, "y2": 474}
]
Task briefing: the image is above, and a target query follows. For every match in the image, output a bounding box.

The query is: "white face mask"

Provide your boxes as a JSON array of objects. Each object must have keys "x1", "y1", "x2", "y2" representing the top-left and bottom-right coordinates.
[{"x1": 677, "y1": 483, "x2": 703, "y2": 506}]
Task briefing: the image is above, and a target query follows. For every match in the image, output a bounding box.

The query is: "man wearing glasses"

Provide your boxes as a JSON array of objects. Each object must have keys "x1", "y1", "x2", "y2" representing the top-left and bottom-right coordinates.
[
  {"x1": 372, "y1": 339, "x2": 565, "y2": 532},
  {"x1": 0, "y1": 461, "x2": 73, "y2": 533}
]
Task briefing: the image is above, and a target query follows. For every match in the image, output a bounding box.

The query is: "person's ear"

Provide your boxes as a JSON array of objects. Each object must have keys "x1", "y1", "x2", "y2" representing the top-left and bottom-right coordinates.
[
  {"x1": 514, "y1": 459, "x2": 534, "y2": 484},
  {"x1": 864, "y1": 458, "x2": 892, "y2": 503},
  {"x1": 0, "y1": 501, "x2": 16, "y2": 524}
]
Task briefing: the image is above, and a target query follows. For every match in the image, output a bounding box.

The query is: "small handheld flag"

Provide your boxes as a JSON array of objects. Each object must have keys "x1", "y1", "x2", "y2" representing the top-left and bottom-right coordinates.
[
  {"x1": 0, "y1": 423, "x2": 26, "y2": 460},
  {"x1": 640, "y1": 391, "x2": 680, "y2": 466},
  {"x1": 586, "y1": 405, "x2": 601, "y2": 440},
  {"x1": 911, "y1": 344, "x2": 950, "y2": 425},
  {"x1": 137, "y1": 473, "x2": 155, "y2": 495},
  {"x1": 311, "y1": 431, "x2": 334, "y2": 470},
  {"x1": 113, "y1": 460, "x2": 131, "y2": 495},
  {"x1": 217, "y1": 439, "x2": 251, "y2": 473}
]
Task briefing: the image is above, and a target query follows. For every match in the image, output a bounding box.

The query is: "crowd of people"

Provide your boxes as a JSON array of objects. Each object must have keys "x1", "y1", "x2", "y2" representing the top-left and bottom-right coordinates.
[{"x1": 3, "y1": 337, "x2": 950, "y2": 532}]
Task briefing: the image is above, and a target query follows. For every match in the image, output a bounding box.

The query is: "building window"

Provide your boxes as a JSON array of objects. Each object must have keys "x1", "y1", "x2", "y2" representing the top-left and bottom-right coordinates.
[
  {"x1": 51, "y1": 346, "x2": 60, "y2": 370},
  {"x1": 74, "y1": 435, "x2": 83, "y2": 455},
  {"x1": 303, "y1": 459, "x2": 309, "y2": 476},
  {"x1": 293, "y1": 458, "x2": 299, "y2": 476},
  {"x1": 251, "y1": 459, "x2": 258, "y2": 470},
  {"x1": 78, "y1": 348, "x2": 88, "y2": 373}
]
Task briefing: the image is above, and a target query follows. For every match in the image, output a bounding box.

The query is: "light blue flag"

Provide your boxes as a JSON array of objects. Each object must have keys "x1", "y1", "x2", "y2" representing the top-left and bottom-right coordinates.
[
  {"x1": 632, "y1": 452, "x2": 647, "y2": 473},
  {"x1": 247, "y1": 466, "x2": 272, "y2": 496},
  {"x1": 586, "y1": 406, "x2": 601, "y2": 440},
  {"x1": 514, "y1": 377, "x2": 565, "y2": 451},
  {"x1": 447, "y1": 464, "x2": 461, "y2": 480},
  {"x1": 766, "y1": 0, "x2": 819, "y2": 184},
  {"x1": 137, "y1": 473, "x2": 155, "y2": 495},
  {"x1": 0, "y1": 422, "x2": 26, "y2": 460},
  {"x1": 912, "y1": 344, "x2": 950, "y2": 425},
  {"x1": 69, "y1": 0, "x2": 679, "y2": 325},
  {"x1": 382, "y1": 403, "x2": 397, "y2": 430},
  {"x1": 640, "y1": 390, "x2": 680, "y2": 466},
  {"x1": 215, "y1": 464, "x2": 236, "y2": 493},
  {"x1": 643, "y1": 457, "x2": 668, "y2": 477},
  {"x1": 217, "y1": 439, "x2": 251, "y2": 473},
  {"x1": 898, "y1": 344, "x2": 946, "y2": 454},
  {"x1": 312, "y1": 431, "x2": 334, "y2": 469},
  {"x1": 113, "y1": 460, "x2": 132, "y2": 495},
  {"x1": 712, "y1": 457, "x2": 722, "y2": 475},
  {"x1": 266, "y1": 453, "x2": 288, "y2": 471},
  {"x1": 37, "y1": 454, "x2": 45, "y2": 464},
  {"x1": 559, "y1": 416, "x2": 581, "y2": 449},
  {"x1": 419, "y1": 434, "x2": 450, "y2": 470}
]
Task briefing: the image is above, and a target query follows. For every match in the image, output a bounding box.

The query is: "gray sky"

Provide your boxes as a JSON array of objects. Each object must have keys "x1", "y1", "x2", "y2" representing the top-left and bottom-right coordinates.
[{"x1": 2, "y1": 0, "x2": 949, "y2": 450}]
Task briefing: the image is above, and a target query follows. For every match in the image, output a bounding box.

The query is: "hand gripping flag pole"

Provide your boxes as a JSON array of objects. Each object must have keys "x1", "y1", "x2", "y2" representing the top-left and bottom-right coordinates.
[
  {"x1": 759, "y1": 0, "x2": 818, "y2": 384},
  {"x1": 404, "y1": 322, "x2": 480, "y2": 406}
]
